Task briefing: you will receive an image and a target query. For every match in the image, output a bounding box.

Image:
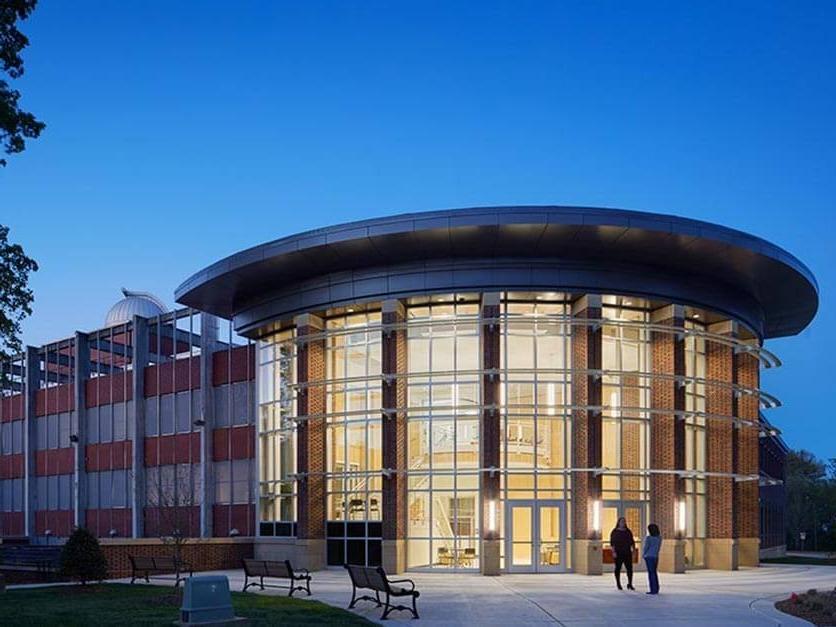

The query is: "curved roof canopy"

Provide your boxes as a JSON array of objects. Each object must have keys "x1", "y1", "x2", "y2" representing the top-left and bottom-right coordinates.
[{"x1": 175, "y1": 206, "x2": 818, "y2": 339}]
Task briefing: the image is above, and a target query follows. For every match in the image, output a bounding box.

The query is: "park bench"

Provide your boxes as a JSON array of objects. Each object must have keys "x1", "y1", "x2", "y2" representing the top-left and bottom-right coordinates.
[
  {"x1": 241, "y1": 558, "x2": 311, "y2": 596},
  {"x1": 344, "y1": 563, "x2": 419, "y2": 620},
  {"x1": 128, "y1": 554, "x2": 192, "y2": 587},
  {"x1": 0, "y1": 545, "x2": 61, "y2": 579}
]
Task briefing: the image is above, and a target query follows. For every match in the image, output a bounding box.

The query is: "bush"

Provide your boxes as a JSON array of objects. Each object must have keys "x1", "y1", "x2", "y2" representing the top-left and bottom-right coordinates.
[{"x1": 60, "y1": 527, "x2": 108, "y2": 585}]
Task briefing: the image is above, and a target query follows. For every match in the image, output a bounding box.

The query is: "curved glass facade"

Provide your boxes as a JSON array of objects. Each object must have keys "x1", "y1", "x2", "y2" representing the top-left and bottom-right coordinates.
[{"x1": 256, "y1": 291, "x2": 769, "y2": 573}]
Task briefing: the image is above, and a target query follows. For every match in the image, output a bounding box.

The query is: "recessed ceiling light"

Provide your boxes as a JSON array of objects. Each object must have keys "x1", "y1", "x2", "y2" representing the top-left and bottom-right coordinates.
[
  {"x1": 692, "y1": 313, "x2": 700, "y2": 319},
  {"x1": 624, "y1": 300, "x2": 632, "y2": 306},
  {"x1": 347, "y1": 308, "x2": 355, "y2": 313}
]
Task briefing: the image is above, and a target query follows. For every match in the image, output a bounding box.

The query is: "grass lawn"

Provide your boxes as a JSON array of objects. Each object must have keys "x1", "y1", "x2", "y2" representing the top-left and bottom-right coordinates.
[
  {"x1": 762, "y1": 556, "x2": 836, "y2": 566},
  {"x1": 0, "y1": 583, "x2": 374, "y2": 626}
]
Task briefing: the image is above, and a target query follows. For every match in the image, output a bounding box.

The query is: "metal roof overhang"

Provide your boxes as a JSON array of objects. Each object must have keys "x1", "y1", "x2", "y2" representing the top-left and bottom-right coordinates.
[{"x1": 175, "y1": 206, "x2": 818, "y2": 340}]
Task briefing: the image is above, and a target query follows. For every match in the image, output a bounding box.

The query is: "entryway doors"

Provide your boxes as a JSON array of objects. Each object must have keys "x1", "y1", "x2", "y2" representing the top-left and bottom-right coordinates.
[{"x1": 505, "y1": 500, "x2": 566, "y2": 572}]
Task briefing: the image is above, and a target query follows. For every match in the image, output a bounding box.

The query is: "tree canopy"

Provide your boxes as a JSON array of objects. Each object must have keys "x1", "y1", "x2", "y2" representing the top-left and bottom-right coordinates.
[
  {"x1": 1, "y1": 0, "x2": 44, "y2": 166},
  {"x1": 786, "y1": 449, "x2": 836, "y2": 552},
  {"x1": 0, "y1": 224, "x2": 38, "y2": 362}
]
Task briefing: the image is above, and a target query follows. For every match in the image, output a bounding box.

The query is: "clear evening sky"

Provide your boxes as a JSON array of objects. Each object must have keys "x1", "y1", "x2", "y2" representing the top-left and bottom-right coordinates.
[{"x1": 1, "y1": 2, "x2": 833, "y2": 460}]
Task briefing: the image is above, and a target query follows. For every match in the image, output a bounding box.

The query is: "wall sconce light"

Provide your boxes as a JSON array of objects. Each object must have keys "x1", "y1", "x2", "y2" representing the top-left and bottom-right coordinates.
[
  {"x1": 69, "y1": 434, "x2": 79, "y2": 444},
  {"x1": 229, "y1": 528, "x2": 240, "y2": 537},
  {"x1": 676, "y1": 500, "x2": 687, "y2": 537},
  {"x1": 193, "y1": 418, "x2": 206, "y2": 427},
  {"x1": 108, "y1": 528, "x2": 118, "y2": 538},
  {"x1": 487, "y1": 499, "x2": 497, "y2": 534},
  {"x1": 591, "y1": 499, "x2": 601, "y2": 538}
]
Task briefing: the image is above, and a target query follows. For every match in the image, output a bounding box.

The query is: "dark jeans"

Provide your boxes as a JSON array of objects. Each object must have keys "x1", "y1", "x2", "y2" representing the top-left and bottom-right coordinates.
[
  {"x1": 614, "y1": 552, "x2": 633, "y2": 586},
  {"x1": 645, "y1": 557, "x2": 659, "y2": 594}
]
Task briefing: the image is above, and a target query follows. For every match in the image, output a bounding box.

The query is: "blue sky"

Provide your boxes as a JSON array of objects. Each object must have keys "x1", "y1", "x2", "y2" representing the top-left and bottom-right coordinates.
[{"x1": 1, "y1": 1, "x2": 834, "y2": 460}]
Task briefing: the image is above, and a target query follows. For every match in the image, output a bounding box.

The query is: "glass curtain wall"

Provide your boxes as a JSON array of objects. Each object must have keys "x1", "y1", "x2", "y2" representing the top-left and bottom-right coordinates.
[
  {"x1": 500, "y1": 295, "x2": 572, "y2": 571},
  {"x1": 406, "y1": 296, "x2": 480, "y2": 570},
  {"x1": 257, "y1": 328, "x2": 297, "y2": 537},
  {"x1": 683, "y1": 320, "x2": 707, "y2": 568},
  {"x1": 325, "y1": 312, "x2": 382, "y2": 566},
  {"x1": 601, "y1": 301, "x2": 651, "y2": 554}
]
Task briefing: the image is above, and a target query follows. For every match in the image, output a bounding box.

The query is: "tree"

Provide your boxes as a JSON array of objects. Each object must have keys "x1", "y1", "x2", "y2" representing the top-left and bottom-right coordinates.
[
  {"x1": 786, "y1": 449, "x2": 836, "y2": 553},
  {"x1": 1, "y1": 0, "x2": 45, "y2": 166},
  {"x1": 0, "y1": 224, "x2": 38, "y2": 362},
  {"x1": 60, "y1": 527, "x2": 109, "y2": 585}
]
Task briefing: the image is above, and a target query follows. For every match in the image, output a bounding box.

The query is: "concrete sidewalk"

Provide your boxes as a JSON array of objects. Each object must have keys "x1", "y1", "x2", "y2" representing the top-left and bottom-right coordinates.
[{"x1": 115, "y1": 563, "x2": 836, "y2": 626}]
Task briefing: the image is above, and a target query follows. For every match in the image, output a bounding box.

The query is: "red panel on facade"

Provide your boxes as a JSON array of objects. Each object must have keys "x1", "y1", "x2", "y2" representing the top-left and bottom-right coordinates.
[
  {"x1": 0, "y1": 394, "x2": 24, "y2": 422},
  {"x1": 212, "y1": 345, "x2": 255, "y2": 386},
  {"x1": 143, "y1": 433, "x2": 201, "y2": 467},
  {"x1": 34, "y1": 509, "x2": 74, "y2": 536},
  {"x1": 143, "y1": 506, "x2": 200, "y2": 538},
  {"x1": 212, "y1": 504, "x2": 255, "y2": 537},
  {"x1": 212, "y1": 425, "x2": 255, "y2": 461},
  {"x1": 85, "y1": 441, "x2": 133, "y2": 472},
  {"x1": 0, "y1": 511, "x2": 25, "y2": 536},
  {"x1": 0, "y1": 453, "x2": 25, "y2": 479},
  {"x1": 35, "y1": 384, "x2": 75, "y2": 417},
  {"x1": 85, "y1": 508, "x2": 132, "y2": 538},
  {"x1": 144, "y1": 356, "x2": 201, "y2": 397},
  {"x1": 85, "y1": 371, "x2": 133, "y2": 408},
  {"x1": 34, "y1": 448, "x2": 75, "y2": 476}
]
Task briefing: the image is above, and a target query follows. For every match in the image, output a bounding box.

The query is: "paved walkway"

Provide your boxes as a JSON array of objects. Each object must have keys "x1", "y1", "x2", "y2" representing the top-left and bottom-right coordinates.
[{"x1": 115, "y1": 564, "x2": 836, "y2": 626}]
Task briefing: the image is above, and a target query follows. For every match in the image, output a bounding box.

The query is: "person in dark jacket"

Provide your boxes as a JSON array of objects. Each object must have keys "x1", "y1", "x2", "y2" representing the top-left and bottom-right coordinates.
[{"x1": 609, "y1": 516, "x2": 636, "y2": 590}]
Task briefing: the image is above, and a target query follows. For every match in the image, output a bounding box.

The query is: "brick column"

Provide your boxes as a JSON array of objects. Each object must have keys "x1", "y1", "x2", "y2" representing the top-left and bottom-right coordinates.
[
  {"x1": 130, "y1": 315, "x2": 149, "y2": 538},
  {"x1": 650, "y1": 305, "x2": 686, "y2": 573},
  {"x1": 704, "y1": 321, "x2": 737, "y2": 570},
  {"x1": 23, "y1": 346, "x2": 39, "y2": 538},
  {"x1": 480, "y1": 293, "x2": 501, "y2": 575},
  {"x1": 73, "y1": 332, "x2": 90, "y2": 529},
  {"x1": 294, "y1": 314, "x2": 326, "y2": 570},
  {"x1": 571, "y1": 295, "x2": 603, "y2": 575},
  {"x1": 734, "y1": 344, "x2": 760, "y2": 566},
  {"x1": 381, "y1": 300, "x2": 408, "y2": 573}
]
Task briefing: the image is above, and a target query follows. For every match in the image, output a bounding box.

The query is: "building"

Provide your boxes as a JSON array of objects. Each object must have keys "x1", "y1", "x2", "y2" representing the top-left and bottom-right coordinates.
[
  {"x1": 0, "y1": 206, "x2": 818, "y2": 576},
  {"x1": 758, "y1": 413, "x2": 789, "y2": 558}
]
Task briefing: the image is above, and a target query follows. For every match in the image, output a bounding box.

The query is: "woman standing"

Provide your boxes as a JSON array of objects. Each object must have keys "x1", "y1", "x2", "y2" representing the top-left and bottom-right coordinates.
[
  {"x1": 643, "y1": 523, "x2": 662, "y2": 594},
  {"x1": 609, "y1": 517, "x2": 636, "y2": 590}
]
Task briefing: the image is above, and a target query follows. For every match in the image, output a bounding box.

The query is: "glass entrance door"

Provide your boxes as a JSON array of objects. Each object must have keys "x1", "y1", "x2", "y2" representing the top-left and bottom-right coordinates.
[{"x1": 506, "y1": 500, "x2": 566, "y2": 572}]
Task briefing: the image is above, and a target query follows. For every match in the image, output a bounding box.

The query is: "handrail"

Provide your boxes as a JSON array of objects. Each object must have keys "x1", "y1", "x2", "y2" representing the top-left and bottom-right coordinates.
[
  {"x1": 275, "y1": 313, "x2": 779, "y2": 368},
  {"x1": 286, "y1": 366, "x2": 779, "y2": 409}
]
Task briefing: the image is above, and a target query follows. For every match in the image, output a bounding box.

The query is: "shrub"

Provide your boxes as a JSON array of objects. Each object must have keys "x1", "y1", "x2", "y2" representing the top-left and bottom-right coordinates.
[
  {"x1": 808, "y1": 588, "x2": 818, "y2": 595},
  {"x1": 60, "y1": 527, "x2": 108, "y2": 585}
]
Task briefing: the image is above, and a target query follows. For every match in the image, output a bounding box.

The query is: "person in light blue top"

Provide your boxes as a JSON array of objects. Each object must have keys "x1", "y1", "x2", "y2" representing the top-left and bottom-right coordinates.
[{"x1": 642, "y1": 523, "x2": 662, "y2": 594}]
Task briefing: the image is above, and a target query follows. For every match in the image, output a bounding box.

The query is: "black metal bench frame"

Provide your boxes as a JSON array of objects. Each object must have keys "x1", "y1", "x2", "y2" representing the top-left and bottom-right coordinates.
[
  {"x1": 241, "y1": 559, "x2": 311, "y2": 597},
  {"x1": 344, "y1": 564, "x2": 420, "y2": 620},
  {"x1": 128, "y1": 555, "x2": 193, "y2": 587}
]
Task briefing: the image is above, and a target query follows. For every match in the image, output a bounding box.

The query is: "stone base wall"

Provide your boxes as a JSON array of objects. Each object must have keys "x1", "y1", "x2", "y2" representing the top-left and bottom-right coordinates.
[{"x1": 100, "y1": 537, "x2": 254, "y2": 577}]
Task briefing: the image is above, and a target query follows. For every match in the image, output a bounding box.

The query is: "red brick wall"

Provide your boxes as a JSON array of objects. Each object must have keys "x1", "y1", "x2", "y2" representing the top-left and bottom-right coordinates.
[
  {"x1": 35, "y1": 448, "x2": 75, "y2": 476},
  {"x1": 35, "y1": 383, "x2": 75, "y2": 416},
  {"x1": 212, "y1": 504, "x2": 256, "y2": 537},
  {"x1": 34, "y1": 510, "x2": 73, "y2": 536},
  {"x1": 650, "y1": 315, "x2": 685, "y2": 538},
  {"x1": 212, "y1": 425, "x2": 255, "y2": 461},
  {"x1": 212, "y1": 345, "x2": 256, "y2": 386},
  {"x1": 734, "y1": 352, "x2": 760, "y2": 539},
  {"x1": 0, "y1": 453, "x2": 24, "y2": 479},
  {"x1": 0, "y1": 393, "x2": 24, "y2": 421},
  {"x1": 706, "y1": 338, "x2": 734, "y2": 538},
  {"x1": 296, "y1": 321, "x2": 326, "y2": 540},
  {"x1": 571, "y1": 302, "x2": 602, "y2": 539},
  {"x1": 0, "y1": 512, "x2": 25, "y2": 536},
  {"x1": 86, "y1": 508, "x2": 133, "y2": 538},
  {"x1": 144, "y1": 433, "x2": 201, "y2": 466},
  {"x1": 144, "y1": 356, "x2": 201, "y2": 396},
  {"x1": 86, "y1": 372, "x2": 133, "y2": 407},
  {"x1": 101, "y1": 540, "x2": 254, "y2": 577},
  {"x1": 85, "y1": 441, "x2": 133, "y2": 471},
  {"x1": 382, "y1": 303, "x2": 408, "y2": 541}
]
